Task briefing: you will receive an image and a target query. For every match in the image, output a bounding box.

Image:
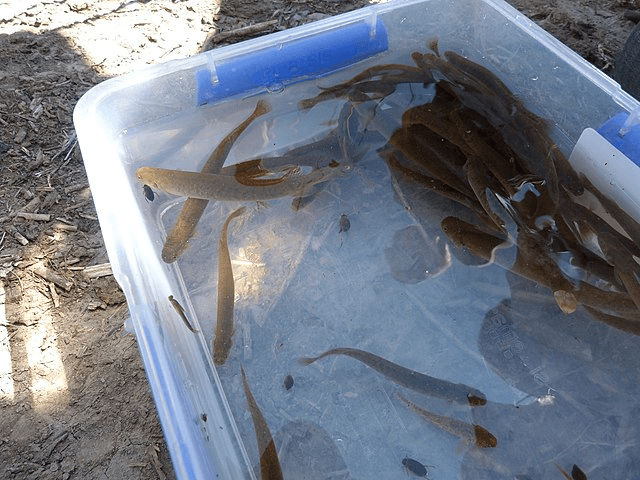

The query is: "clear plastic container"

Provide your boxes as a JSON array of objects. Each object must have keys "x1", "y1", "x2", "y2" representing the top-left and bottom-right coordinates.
[{"x1": 74, "y1": 0, "x2": 640, "y2": 479}]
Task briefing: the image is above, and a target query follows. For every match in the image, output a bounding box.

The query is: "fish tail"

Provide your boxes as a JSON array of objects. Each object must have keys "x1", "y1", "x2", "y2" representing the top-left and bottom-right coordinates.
[
  {"x1": 472, "y1": 424, "x2": 497, "y2": 448},
  {"x1": 297, "y1": 356, "x2": 319, "y2": 366},
  {"x1": 254, "y1": 99, "x2": 271, "y2": 117},
  {"x1": 298, "y1": 347, "x2": 344, "y2": 366}
]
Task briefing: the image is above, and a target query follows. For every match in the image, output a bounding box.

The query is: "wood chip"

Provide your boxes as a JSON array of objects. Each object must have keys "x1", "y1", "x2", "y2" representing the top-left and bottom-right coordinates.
[
  {"x1": 15, "y1": 212, "x2": 51, "y2": 221},
  {"x1": 61, "y1": 258, "x2": 80, "y2": 266},
  {"x1": 30, "y1": 262, "x2": 73, "y2": 291},
  {"x1": 48, "y1": 281, "x2": 60, "y2": 307},
  {"x1": 82, "y1": 263, "x2": 113, "y2": 279},
  {"x1": 52, "y1": 222, "x2": 77, "y2": 232},
  {"x1": 7, "y1": 226, "x2": 29, "y2": 246},
  {"x1": 201, "y1": 19, "x2": 278, "y2": 50},
  {"x1": 64, "y1": 199, "x2": 91, "y2": 213},
  {"x1": 148, "y1": 444, "x2": 167, "y2": 480},
  {"x1": 87, "y1": 300, "x2": 107, "y2": 310},
  {"x1": 64, "y1": 182, "x2": 89, "y2": 194},
  {"x1": 14, "y1": 127, "x2": 27, "y2": 143},
  {"x1": 41, "y1": 189, "x2": 59, "y2": 209},
  {"x1": 21, "y1": 196, "x2": 40, "y2": 213}
]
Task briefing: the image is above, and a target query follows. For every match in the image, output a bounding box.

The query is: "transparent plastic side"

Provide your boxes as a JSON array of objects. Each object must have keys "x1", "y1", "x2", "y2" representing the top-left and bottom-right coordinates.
[{"x1": 75, "y1": 0, "x2": 640, "y2": 479}]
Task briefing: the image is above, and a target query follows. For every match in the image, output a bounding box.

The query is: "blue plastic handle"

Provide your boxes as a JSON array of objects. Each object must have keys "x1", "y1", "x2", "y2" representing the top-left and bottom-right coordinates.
[
  {"x1": 196, "y1": 18, "x2": 388, "y2": 105},
  {"x1": 597, "y1": 111, "x2": 640, "y2": 166}
]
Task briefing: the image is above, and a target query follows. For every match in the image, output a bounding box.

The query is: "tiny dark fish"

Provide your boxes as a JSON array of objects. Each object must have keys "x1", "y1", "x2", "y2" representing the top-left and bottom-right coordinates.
[
  {"x1": 168, "y1": 295, "x2": 198, "y2": 332},
  {"x1": 339, "y1": 214, "x2": 351, "y2": 233},
  {"x1": 402, "y1": 457, "x2": 429, "y2": 477},
  {"x1": 283, "y1": 374, "x2": 294, "y2": 390},
  {"x1": 143, "y1": 184, "x2": 155, "y2": 202}
]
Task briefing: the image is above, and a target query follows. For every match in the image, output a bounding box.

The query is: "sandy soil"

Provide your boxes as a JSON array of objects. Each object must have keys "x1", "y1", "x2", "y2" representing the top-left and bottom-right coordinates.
[{"x1": 0, "y1": 0, "x2": 638, "y2": 479}]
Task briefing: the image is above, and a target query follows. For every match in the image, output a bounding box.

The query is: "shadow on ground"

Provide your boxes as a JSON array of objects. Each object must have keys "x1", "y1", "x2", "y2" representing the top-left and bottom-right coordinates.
[{"x1": 0, "y1": 29, "x2": 175, "y2": 480}]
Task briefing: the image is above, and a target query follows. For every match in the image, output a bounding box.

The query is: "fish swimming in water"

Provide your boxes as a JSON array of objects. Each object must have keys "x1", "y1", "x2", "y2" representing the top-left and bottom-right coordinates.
[
  {"x1": 397, "y1": 393, "x2": 497, "y2": 448},
  {"x1": 241, "y1": 367, "x2": 284, "y2": 480},
  {"x1": 299, "y1": 347, "x2": 486, "y2": 406},
  {"x1": 168, "y1": 295, "x2": 198, "y2": 332},
  {"x1": 213, "y1": 206, "x2": 246, "y2": 366},
  {"x1": 159, "y1": 100, "x2": 270, "y2": 263},
  {"x1": 136, "y1": 163, "x2": 344, "y2": 202}
]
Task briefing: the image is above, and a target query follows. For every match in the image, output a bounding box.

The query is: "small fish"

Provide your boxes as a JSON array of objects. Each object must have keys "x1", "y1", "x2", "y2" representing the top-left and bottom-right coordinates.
[
  {"x1": 283, "y1": 374, "x2": 294, "y2": 390},
  {"x1": 299, "y1": 64, "x2": 428, "y2": 109},
  {"x1": 241, "y1": 367, "x2": 284, "y2": 480},
  {"x1": 159, "y1": 100, "x2": 270, "y2": 263},
  {"x1": 398, "y1": 393, "x2": 497, "y2": 448},
  {"x1": 402, "y1": 457, "x2": 430, "y2": 477},
  {"x1": 168, "y1": 295, "x2": 198, "y2": 333},
  {"x1": 213, "y1": 207, "x2": 246, "y2": 366},
  {"x1": 299, "y1": 347, "x2": 486, "y2": 406},
  {"x1": 143, "y1": 184, "x2": 155, "y2": 202},
  {"x1": 339, "y1": 214, "x2": 351, "y2": 233},
  {"x1": 597, "y1": 231, "x2": 640, "y2": 312},
  {"x1": 555, "y1": 463, "x2": 587, "y2": 480}
]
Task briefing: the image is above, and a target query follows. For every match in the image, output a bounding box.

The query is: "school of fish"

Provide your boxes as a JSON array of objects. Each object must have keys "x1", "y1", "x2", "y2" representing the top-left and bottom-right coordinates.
[{"x1": 131, "y1": 38, "x2": 633, "y2": 478}]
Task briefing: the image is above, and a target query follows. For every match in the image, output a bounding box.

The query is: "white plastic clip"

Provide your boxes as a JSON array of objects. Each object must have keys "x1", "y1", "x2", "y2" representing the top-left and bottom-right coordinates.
[
  {"x1": 366, "y1": 11, "x2": 378, "y2": 38},
  {"x1": 619, "y1": 106, "x2": 640, "y2": 137},
  {"x1": 206, "y1": 53, "x2": 219, "y2": 85}
]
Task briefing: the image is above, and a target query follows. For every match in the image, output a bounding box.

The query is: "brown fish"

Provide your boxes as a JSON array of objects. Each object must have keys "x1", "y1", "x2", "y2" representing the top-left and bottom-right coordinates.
[
  {"x1": 136, "y1": 163, "x2": 344, "y2": 202},
  {"x1": 383, "y1": 149, "x2": 493, "y2": 226},
  {"x1": 583, "y1": 306, "x2": 640, "y2": 336},
  {"x1": 233, "y1": 161, "x2": 300, "y2": 187},
  {"x1": 597, "y1": 231, "x2": 640, "y2": 311},
  {"x1": 168, "y1": 295, "x2": 198, "y2": 332},
  {"x1": 299, "y1": 347, "x2": 486, "y2": 406},
  {"x1": 397, "y1": 393, "x2": 497, "y2": 448},
  {"x1": 299, "y1": 64, "x2": 429, "y2": 109},
  {"x1": 160, "y1": 100, "x2": 270, "y2": 263},
  {"x1": 440, "y1": 216, "x2": 507, "y2": 261},
  {"x1": 241, "y1": 367, "x2": 284, "y2": 480},
  {"x1": 213, "y1": 207, "x2": 246, "y2": 366},
  {"x1": 441, "y1": 216, "x2": 639, "y2": 315},
  {"x1": 389, "y1": 123, "x2": 474, "y2": 199}
]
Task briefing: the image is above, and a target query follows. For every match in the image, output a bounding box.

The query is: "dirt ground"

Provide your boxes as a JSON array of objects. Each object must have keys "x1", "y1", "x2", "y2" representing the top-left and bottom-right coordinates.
[{"x1": 0, "y1": 1, "x2": 638, "y2": 479}]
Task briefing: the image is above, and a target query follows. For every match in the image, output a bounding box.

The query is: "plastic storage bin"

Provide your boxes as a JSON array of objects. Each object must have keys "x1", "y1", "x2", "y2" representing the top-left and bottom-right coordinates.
[{"x1": 74, "y1": 0, "x2": 640, "y2": 478}]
